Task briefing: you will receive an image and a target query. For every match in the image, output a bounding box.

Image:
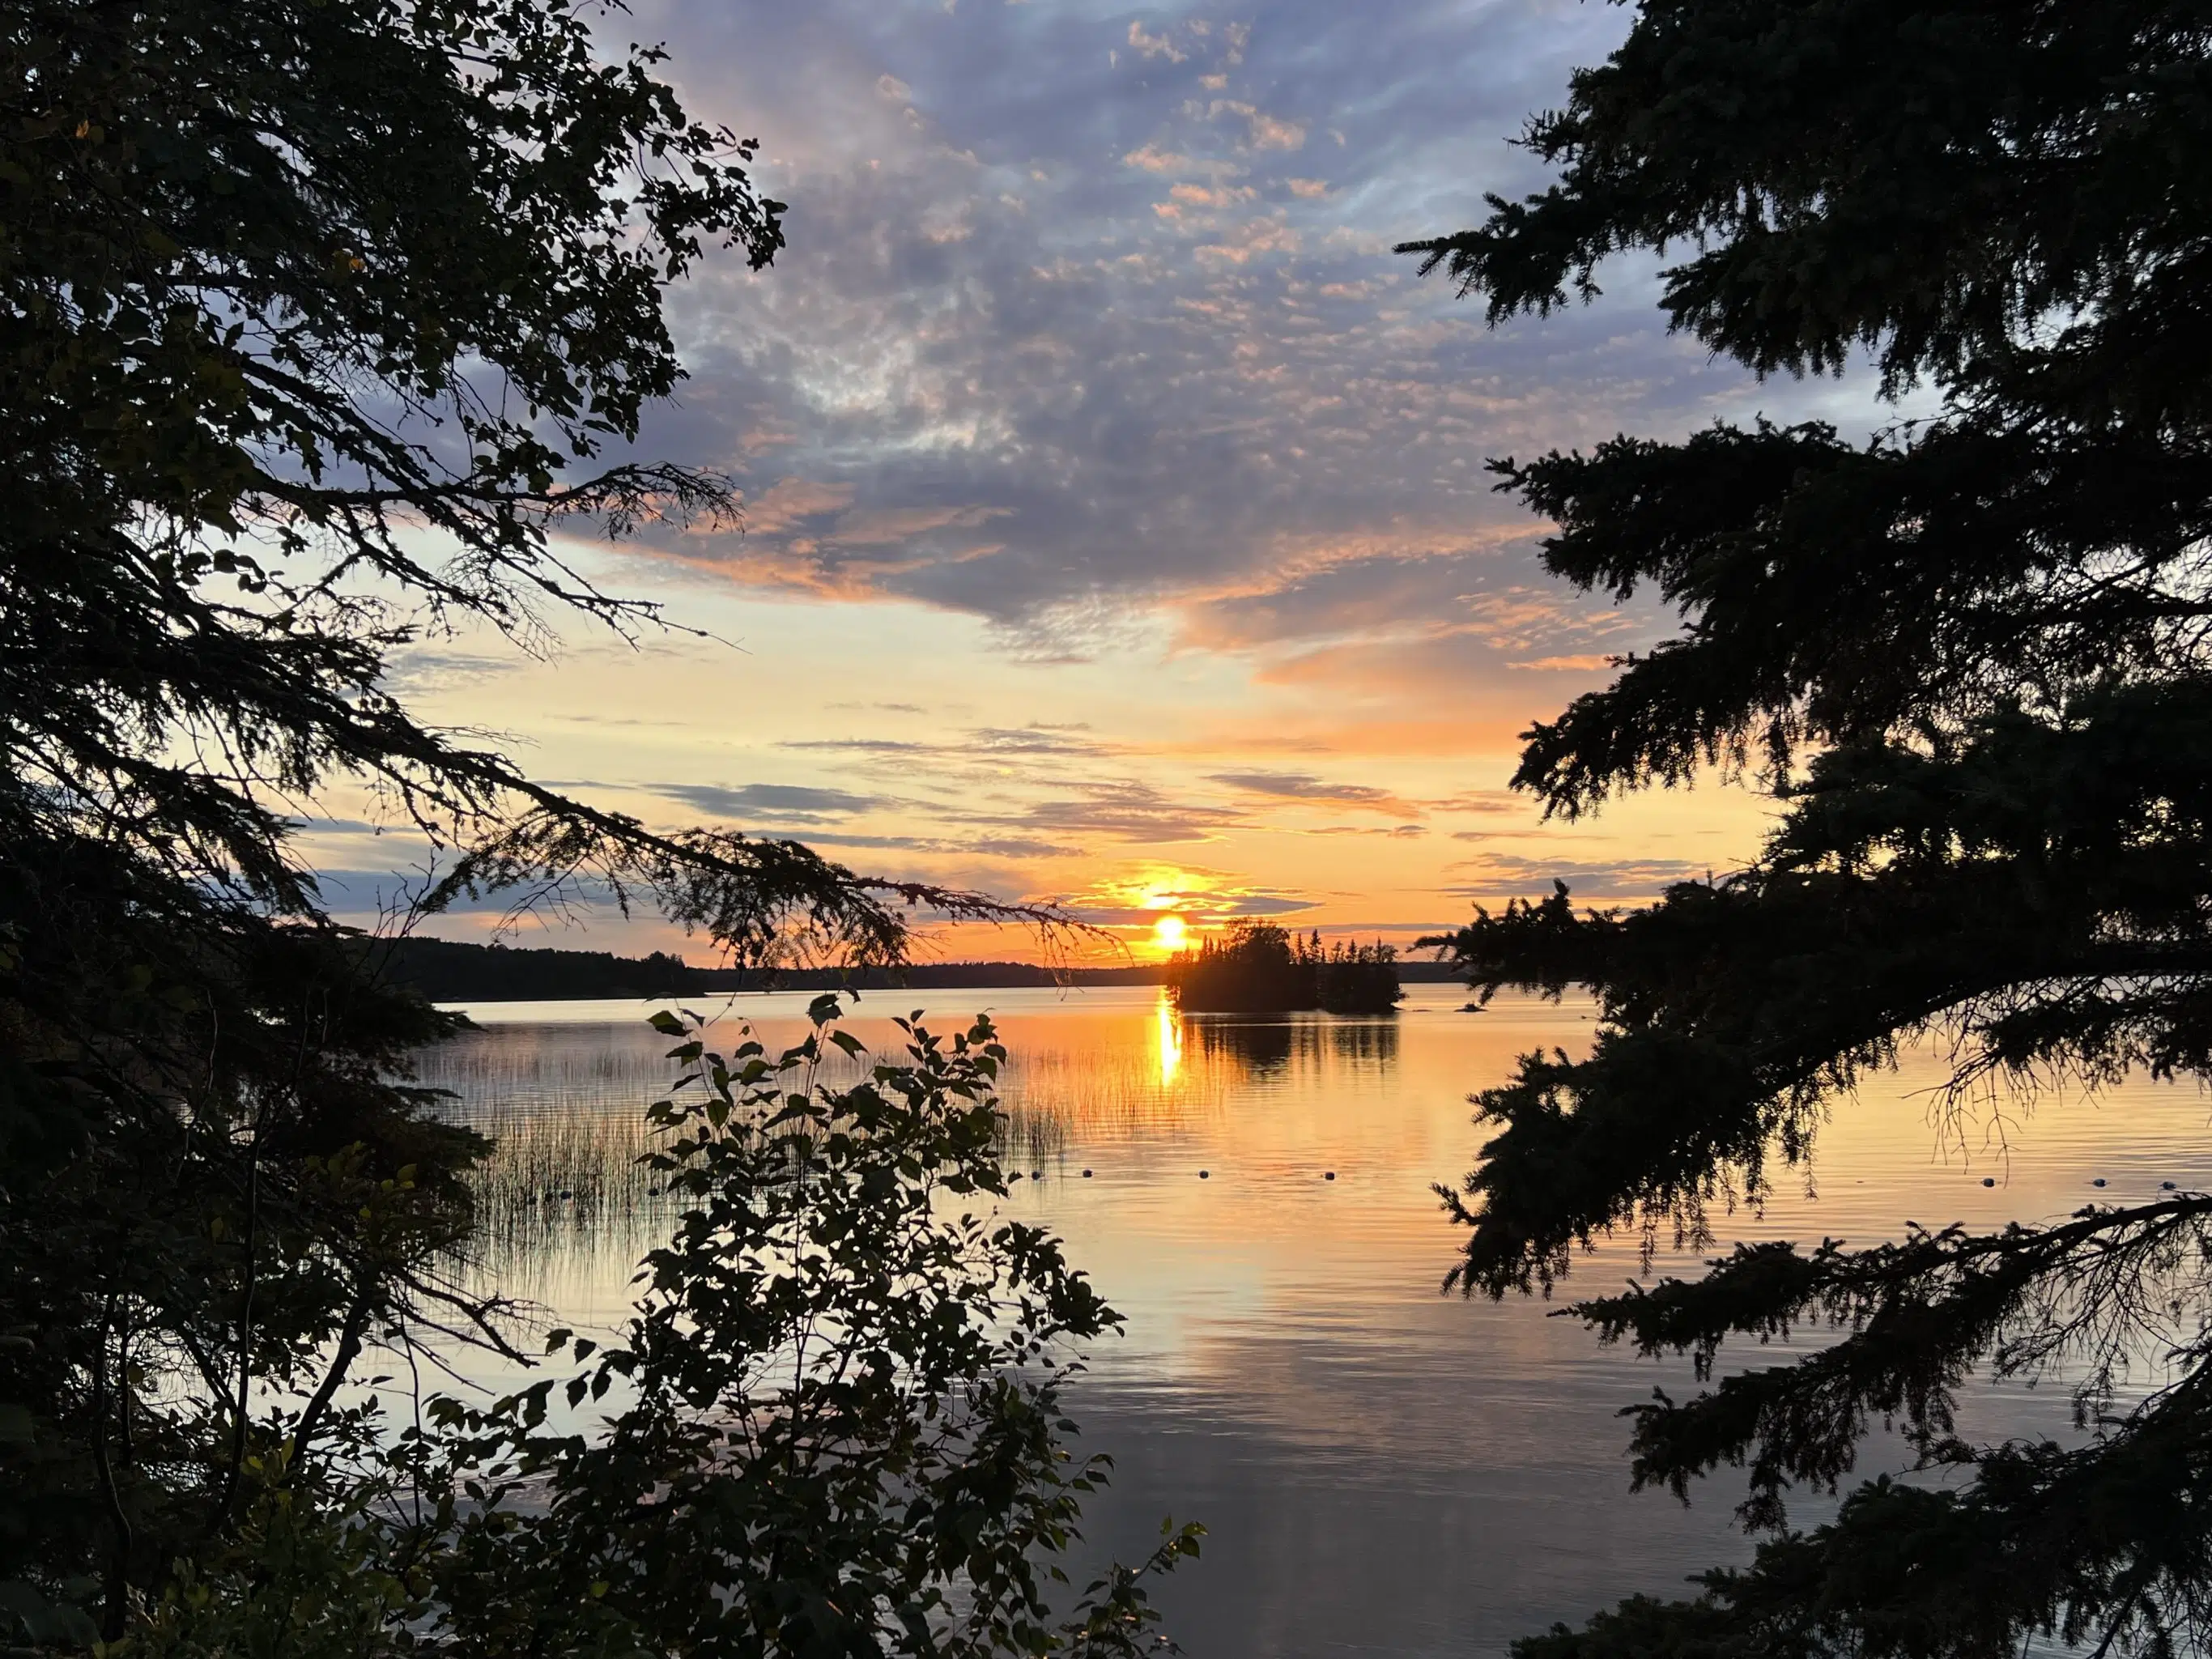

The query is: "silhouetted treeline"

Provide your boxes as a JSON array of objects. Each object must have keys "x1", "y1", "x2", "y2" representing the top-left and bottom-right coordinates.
[
  {"x1": 362, "y1": 937, "x2": 704, "y2": 1002},
  {"x1": 360, "y1": 933, "x2": 1449, "y2": 1003},
  {"x1": 1168, "y1": 923, "x2": 1404, "y2": 1014}
]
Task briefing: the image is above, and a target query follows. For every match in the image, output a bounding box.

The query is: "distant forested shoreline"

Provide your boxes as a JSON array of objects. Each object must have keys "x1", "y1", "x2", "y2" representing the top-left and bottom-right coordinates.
[{"x1": 364, "y1": 934, "x2": 1462, "y2": 1003}]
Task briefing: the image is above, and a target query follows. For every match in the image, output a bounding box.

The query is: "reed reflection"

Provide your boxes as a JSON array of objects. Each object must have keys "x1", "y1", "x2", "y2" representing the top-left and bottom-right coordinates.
[
  {"x1": 419, "y1": 992, "x2": 1411, "y2": 1291},
  {"x1": 410, "y1": 1023, "x2": 676, "y2": 1299},
  {"x1": 398, "y1": 985, "x2": 2212, "y2": 1659}
]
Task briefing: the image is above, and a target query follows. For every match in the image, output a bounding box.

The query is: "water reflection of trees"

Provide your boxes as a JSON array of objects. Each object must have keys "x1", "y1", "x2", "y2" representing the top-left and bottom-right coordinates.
[
  {"x1": 423, "y1": 1022, "x2": 1112, "y2": 1284},
  {"x1": 1183, "y1": 1014, "x2": 1400, "y2": 1083},
  {"x1": 415, "y1": 1006, "x2": 1403, "y2": 1288}
]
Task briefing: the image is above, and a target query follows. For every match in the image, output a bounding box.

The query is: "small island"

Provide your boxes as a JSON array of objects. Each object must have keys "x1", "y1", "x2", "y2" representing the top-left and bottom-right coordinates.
[{"x1": 1167, "y1": 921, "x2": 1404, "y2": 1015}]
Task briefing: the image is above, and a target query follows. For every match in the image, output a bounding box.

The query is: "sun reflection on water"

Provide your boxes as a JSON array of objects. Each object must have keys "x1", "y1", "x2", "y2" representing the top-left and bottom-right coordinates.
[
  {"x1": 1155, "y1": 989, "x2": 1184, "y2": 1087},
  {"x1": 409, "y1": 985, "x2": 2212, "y2": 1659}
]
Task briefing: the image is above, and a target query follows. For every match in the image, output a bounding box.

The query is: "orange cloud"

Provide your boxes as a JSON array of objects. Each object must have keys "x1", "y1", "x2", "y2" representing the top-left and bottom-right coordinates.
[
  {"x1": 1123, "y1": 143, "x2": 1192, "y2": 172},
  {"x1": 740, "y1": 476, "x2": 859, "y2": 532},
  {"x1": 1506, "y1": 653, "x2": 1618, "y2": 672},
  {"x1": 1206, "y1": 99, "x2": 1306, "y2": 151}
]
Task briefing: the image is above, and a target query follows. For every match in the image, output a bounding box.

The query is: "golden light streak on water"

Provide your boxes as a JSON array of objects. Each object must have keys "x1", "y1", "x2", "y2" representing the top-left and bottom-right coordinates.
[{"x1": 1155, "y1": 989, "x2": 1185, "y2": 1088}]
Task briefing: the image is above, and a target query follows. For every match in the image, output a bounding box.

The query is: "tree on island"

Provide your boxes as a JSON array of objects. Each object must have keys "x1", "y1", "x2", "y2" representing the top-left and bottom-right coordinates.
[
  {"x1": 1169, "y1": 922, "x2": 1403, "y2": 1015},
  {"x1": 1406, "y1": 1, "x2": 2212, "y2": 1653},
  {"x1": 0, "y1": 1, "x2": 1117, "y2": 1649}
]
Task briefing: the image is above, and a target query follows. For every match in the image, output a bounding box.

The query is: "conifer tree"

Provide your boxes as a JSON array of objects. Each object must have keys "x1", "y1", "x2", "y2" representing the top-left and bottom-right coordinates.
[{"x1": 1407, "y1": 2, "x2": 2212, "y2": 1653}]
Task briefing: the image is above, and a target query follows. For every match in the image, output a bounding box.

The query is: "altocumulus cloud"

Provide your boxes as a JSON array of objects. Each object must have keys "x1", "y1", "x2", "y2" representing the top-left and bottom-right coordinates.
[
  {"x1": 294, "y1": 3, "x2": 1839, "y2": 946},
  {"x1": 594, "y1": 0, "x2": 1799, "y2": 683}
]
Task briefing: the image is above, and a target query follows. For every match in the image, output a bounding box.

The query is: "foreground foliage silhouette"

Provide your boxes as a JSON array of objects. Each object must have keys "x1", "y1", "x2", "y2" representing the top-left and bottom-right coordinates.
[
  {"x1": 1406, "y1": 1, "x2": 2212, "y2": 1653},
  {"x1": 0, "y1": 0, "x2": 1028, "y2": 1643},
  {"x1": 129, "y1": 1000, "x2": 1197, "y2": 1658}
]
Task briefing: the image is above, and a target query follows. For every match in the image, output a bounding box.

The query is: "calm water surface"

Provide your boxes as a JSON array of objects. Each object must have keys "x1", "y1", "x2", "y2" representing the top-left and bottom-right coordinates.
[{"x1": 412, "y1": 984, "x2": 2212, "y2": 1657}]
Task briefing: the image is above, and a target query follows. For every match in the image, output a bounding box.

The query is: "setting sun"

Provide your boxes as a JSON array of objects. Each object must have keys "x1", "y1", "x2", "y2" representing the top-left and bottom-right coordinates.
[{"x1": 1151, "y1": 914, "x2": 1188, "y2": 953}]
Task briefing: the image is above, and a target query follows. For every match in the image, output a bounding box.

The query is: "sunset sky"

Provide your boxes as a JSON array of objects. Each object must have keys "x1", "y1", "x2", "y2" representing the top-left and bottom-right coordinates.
[{"x1": 311, "y1": 0, "x2": 1893, "y2": 964}]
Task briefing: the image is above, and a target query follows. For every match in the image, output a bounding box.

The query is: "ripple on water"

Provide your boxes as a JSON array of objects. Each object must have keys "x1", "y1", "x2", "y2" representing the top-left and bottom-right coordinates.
[{"x1": 410, "y1": 984, "x2": 2208, "y2": 1658}]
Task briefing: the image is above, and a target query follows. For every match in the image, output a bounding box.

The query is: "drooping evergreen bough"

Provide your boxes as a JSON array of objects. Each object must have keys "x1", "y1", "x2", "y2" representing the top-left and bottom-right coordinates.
[
  {"x1": 0, "y1": 0, "x2": 1025, "y2": 1643},
  {"x1": 1403, "y1": 2, "x2": 2212, "y2": 1653}
]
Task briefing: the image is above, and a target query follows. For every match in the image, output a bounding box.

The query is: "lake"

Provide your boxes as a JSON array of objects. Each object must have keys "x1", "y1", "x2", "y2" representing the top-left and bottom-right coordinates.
[{"x1": 411, "y1": 982, "x2": 2210, "y2": 1657}]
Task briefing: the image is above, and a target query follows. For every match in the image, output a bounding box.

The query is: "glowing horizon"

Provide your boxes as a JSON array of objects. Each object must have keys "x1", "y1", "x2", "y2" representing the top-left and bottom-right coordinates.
[{"x1": 303, "y1": 2, "x2": 1839, "y2": 963}]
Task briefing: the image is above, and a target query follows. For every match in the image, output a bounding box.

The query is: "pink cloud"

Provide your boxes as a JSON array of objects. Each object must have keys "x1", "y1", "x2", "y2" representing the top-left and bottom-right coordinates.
[
  {"x1": 1506, "y1": 653, "x2": 1619, "y2": 672},
  {"x1": 740, "y1": 477, "x2": 858, "y2": 533},
  {"x1": 1206, "y1": 99, "x2": 1306, "y2": 151},
  {"x1": 1122, "y1": 143, "x2": 1191, "y2": 172},
  {"x1": 1127, "y1": 19, "x2": 1186, "y2": 62}
]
